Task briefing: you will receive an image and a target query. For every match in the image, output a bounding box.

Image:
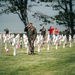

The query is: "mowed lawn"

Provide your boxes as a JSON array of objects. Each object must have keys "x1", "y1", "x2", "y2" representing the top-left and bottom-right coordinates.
[{"x1": 0, "y1": 41, "x2": 75, "y2": 75}]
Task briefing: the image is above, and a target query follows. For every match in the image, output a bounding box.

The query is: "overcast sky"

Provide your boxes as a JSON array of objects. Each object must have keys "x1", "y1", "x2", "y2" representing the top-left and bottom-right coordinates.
[{"x1": 0, "y1": 1, "x2": 67, "y2": 33}]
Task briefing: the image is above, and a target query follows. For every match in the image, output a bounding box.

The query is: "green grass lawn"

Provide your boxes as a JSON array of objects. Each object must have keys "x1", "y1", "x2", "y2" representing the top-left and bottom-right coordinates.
[{"x1": 0, "y1": 41, "x2": 75, "y2": 75}]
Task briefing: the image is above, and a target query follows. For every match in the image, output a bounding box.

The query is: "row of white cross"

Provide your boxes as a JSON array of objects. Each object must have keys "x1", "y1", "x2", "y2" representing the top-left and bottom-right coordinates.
[{"x1": 0, "y1": 33, "x2": 75, "y2": 56}]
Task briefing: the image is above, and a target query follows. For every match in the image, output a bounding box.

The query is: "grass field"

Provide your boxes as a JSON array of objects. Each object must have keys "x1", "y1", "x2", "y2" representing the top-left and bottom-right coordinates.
[{"x1": 0, "y1": 41, "x2": 75, "y2": 75}]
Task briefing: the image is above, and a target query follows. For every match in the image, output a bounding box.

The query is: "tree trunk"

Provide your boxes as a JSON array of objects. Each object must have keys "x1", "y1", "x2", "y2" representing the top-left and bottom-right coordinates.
[
  {"x1": 19, "y1": 0, "x2": 28, "y2": 26},
  {"x1": 69, "y1": 0, "x2": 74, "y2": 39}
]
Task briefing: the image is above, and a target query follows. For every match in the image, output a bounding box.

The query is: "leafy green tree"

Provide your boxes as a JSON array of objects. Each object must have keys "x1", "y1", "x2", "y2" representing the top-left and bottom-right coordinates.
[
  {"x1": 32, "y1": 0, "x2": 75, "y2": 37},
  {"x1": 0, "y1": 0, "x2": 28, "y2": 28},
  {"x1": 51, "y1": 0, "x2": 75, "y2": 38}
]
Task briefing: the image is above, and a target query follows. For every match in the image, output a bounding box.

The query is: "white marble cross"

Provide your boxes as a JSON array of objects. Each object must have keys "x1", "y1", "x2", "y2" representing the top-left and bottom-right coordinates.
[
  {"x1": 55, "y1": 35, "x2": 59, "y2": 49},
  {"x1": 63, "y1": 35, "x2": 67, "y2": 48},
  {"x1": 47, "y1": 33, "x2": 51, "y2": 50},
  {"x1": 40, "y1": 35, "x2": 44, "y2": 47},
  {"x1": 53, "y1": 34, "x2": 56, "y2": 45},
  {"x1": 69, "y1": 35, "x2": 72, "y2": 47},
  {"x1": 23, "y1": 34, "x2": 30, "y2": 54},
  {"x1": 13, "y1": 37, "x2": 17, "y2": 56},
  {"x1": 37, "y1": 34, "x2": 41, "y2": 52}
]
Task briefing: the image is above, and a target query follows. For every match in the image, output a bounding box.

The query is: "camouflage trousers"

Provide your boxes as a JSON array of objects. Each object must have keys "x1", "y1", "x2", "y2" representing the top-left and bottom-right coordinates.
[{"x1": 28, "y1": 40, "x2": 34, "y2": 54}]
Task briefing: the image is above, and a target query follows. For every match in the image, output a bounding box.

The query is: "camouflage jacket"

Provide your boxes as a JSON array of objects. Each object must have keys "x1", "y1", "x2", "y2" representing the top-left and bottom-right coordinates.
[{"x1": 25, "y1": 26, "x2": 37, "y2": 41}]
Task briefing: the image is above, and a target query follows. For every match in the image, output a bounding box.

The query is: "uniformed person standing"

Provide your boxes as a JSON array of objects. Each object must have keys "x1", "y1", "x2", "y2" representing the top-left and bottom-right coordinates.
[
  {"x1": 24, "y1": 23, "x2": 37, "y2": 54},
  {"x1": 40, "y1": 26, "x2": 46, "y2": 47}
]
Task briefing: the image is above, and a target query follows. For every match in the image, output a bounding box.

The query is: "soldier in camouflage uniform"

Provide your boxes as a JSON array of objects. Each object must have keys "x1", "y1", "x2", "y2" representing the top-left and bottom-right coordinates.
[{"x1": 24, "y1": 23, "x2": 37, "y2": 54}]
